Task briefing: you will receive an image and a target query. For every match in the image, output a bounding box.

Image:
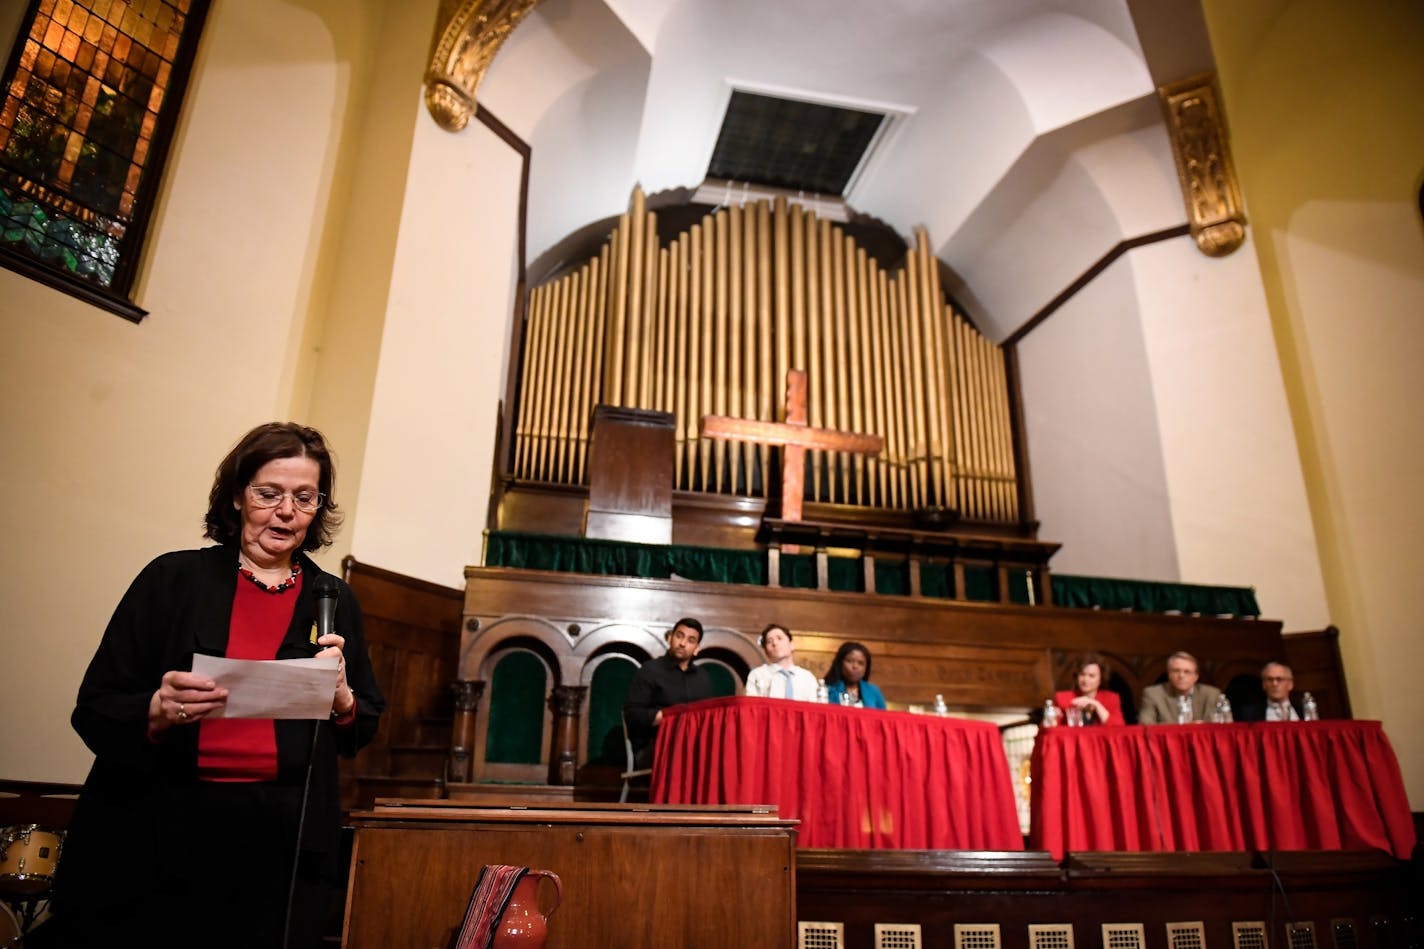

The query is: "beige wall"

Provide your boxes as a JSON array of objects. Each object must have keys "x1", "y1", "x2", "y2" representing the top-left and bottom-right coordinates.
[
  {"x1": 1203, "y1": 0, "x2": 1424, "y2": 804},
  {"x1": 0, "y1": 0, "x2": 406, "y2": 782},
  {"x1": 348, "y1": 104, "x2": 523, "y2": 588}
]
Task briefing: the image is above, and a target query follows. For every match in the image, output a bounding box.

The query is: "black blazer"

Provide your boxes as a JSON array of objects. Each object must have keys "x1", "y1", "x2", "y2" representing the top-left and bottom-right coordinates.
[
  {"x1": 1237, "y1": 694, "x2": 1305, "y2": 722},
  {"x1": 56, "y1": 545, "x2": 385, "y2": 919}
]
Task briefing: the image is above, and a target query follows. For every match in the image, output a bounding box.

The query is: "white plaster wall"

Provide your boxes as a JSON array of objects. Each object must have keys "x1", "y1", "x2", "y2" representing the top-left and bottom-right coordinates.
[
  {"x1": 0, "y1": 0, "x2": 384, "y2": 781},
  {"x1": 347, "y1": 106, "x2": 523, "y2": 589},
  {"x1": 1017, "y1": 259, "x2": 1180, "y2": 581},
  {"x1": 1132, "y1": 237, "x2": 1328, "y2": 628},
  {"x1": 522, "y1": 60, "x2": 650, "y2": 264},
  {"x1": 481, "y1": 0, "x2": 650, "y2": 263}
]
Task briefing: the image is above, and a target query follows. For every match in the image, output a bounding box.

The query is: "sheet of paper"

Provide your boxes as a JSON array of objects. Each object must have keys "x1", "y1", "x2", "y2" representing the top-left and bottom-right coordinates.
[{"x1": 191, "y1": 654, "x2": 339, "y2": 720}]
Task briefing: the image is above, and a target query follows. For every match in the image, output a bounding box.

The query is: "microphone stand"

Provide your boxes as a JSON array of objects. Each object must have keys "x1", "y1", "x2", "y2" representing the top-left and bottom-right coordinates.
[
  {"x1": 285, "y1": 575, "x2": 342, "y2": 949},
  {"x1": 283, "y1": 713, "x2": 323, "y2": 949},
  {"x1": 284, "y1": 617, "x2": 333, "y2": 949}
]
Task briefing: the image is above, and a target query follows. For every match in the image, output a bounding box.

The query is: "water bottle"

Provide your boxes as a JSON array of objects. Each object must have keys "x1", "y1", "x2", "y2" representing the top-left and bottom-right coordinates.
[
  {"x1": 933, "y1": 693, "x2": 948, "y2": 716},
  {"x1": 1176, "y1": 693, "x2": 1192, "y2": 724},
  {"x1": 1211, "y1": 694, "x2": 1233, "y2": 723},
  {"x1": 1301, "y1": 692, "x2": 1319, "y2": 721},
  {"x1": 815, "y1": 678, "x2": 829, "y2": 704},
  {"x1": 1041, "y1": 699, "x2": 1060, "y2": 728}
]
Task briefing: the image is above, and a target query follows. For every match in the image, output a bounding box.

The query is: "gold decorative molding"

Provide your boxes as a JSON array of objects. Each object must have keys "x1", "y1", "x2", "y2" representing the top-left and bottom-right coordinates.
[
  {"x1": 1159, "y1": 74, "x2": 1247, "y2": 257},
  {"x1": 424, "y1": 0, "x2": 543, "y2": 132}
]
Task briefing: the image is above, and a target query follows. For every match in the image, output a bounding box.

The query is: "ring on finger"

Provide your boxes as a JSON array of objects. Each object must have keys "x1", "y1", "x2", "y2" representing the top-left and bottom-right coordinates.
[{"x1": 177, "y1": 702, "x2": 188, "y2": 720}]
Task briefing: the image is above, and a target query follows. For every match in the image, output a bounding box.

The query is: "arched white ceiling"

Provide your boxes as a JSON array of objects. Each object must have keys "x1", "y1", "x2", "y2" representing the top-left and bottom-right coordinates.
[{"x1": 481, "y1": 0, "x2": 1209, "y2": 338}]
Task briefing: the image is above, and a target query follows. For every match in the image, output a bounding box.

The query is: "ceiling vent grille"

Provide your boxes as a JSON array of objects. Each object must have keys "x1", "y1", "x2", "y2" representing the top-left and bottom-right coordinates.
[{"x1": 707, "y1": 89, "x2": 894, "y2": 197}]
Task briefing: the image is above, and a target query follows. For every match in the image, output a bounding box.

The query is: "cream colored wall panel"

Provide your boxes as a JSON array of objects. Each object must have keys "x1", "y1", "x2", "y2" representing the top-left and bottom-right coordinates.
[
  {"x1": 0, "y1": 0, "x2": 389, "y2": 782},
  {"x1": 349, "y1": 106, "x2": 522, "y2": 589}
]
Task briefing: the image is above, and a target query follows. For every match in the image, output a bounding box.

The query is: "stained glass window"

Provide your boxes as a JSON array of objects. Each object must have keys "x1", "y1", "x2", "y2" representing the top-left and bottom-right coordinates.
[{"x1": 0, "y1": 0, "x2": 209, "y2": 318}]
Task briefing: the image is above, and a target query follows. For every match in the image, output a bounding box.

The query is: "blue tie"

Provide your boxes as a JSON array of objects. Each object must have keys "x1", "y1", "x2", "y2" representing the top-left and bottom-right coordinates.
[{"x1": 779, "y1": 669, "x2": 794, "y2": 699}]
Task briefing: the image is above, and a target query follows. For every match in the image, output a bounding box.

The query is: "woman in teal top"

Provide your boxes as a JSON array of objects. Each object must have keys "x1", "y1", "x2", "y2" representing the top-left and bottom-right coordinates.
[{"x1": 824, "y1": 641, "x2": 887, "y2": 709}]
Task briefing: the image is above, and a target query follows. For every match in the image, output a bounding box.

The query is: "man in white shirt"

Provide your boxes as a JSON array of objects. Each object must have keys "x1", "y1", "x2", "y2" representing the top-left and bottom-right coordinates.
[
  {"x1": 745, "y1": 623, "x2": 819, "y2": 701},
  {"x1": 1239, "y1": 661, "x2": 1303, "y2": 722}
]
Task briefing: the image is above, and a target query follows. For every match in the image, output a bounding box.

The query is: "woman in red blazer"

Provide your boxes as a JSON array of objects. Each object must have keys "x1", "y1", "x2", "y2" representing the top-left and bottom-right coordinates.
[{"x1": 1054, "y1": 653, "x2": 1123, "y2": 725}]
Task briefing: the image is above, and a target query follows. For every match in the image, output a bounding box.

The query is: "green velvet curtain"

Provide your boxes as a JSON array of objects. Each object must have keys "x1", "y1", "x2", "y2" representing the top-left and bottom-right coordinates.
[
  {"x1": 485, "y1": 531, "x2": 1260, "y2": 617},
  {"x1": 1051, "y1": 574, "x2": 1259, "y2": 617},
  {"x1": 586, "y1": 658, "x2": 638, "y2": 766},
  {"x1": 485, "y1": 651, "x2": 546, "y2": 764}
]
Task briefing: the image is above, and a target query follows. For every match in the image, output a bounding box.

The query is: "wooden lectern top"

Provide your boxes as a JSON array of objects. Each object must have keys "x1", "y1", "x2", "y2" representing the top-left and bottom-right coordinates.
[{"x1": 352, "y1": 798, "x2": 795, "y2": 829}]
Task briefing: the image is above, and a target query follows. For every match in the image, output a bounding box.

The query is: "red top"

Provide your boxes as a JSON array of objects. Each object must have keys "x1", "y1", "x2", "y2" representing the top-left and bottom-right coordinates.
[
  {"x1": 1054, "y1": 687, "x2": 1124, "y2": 726},
  {"x1": 197, "y1": 572, "x2": 303, "y2": 780}
]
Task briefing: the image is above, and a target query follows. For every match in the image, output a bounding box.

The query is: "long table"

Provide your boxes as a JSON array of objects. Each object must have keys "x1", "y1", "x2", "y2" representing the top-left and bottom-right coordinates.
[
  {"x1": 1030, "y1": 720, "x2": 1417, "y2": 861},
  {"x1": 650, "y1": 696, "x2": 1024, "y2": 850}
]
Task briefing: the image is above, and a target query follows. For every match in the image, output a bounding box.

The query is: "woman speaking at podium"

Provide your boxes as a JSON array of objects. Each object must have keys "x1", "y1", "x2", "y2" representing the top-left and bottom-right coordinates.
[{"x1": 49, "y1": 422, "x2": 385, "y2": 948}]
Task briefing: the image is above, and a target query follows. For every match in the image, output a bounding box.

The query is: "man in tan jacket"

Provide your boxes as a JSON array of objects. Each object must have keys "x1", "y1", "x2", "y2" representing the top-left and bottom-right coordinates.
[{"x1": 1138, "y1": 651, "x2": 1223, "y2": 723}]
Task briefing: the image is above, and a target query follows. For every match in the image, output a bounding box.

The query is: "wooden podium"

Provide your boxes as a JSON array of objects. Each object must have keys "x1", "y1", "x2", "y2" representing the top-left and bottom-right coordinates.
[
  {"x1": 342, "y1": 801, "x2": 797, "y2": 948},
  {"x1": 583, "y1": 406, "x2": 675, "y2": 544}
]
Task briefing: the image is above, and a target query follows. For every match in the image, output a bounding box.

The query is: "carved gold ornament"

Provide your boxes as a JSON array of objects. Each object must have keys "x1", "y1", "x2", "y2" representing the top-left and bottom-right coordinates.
[
  {"x1": 424, "y1": 0, "x2": 544, "y2": 132},
  {"x1": 1159, "y1": 74, "x2": 1247, "y2": 257}
]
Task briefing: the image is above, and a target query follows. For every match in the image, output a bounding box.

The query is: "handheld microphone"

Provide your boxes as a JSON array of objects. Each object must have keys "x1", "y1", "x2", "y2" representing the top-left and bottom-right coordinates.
[{"x1": 312, "y1": 574, "x2": 340, "y2": 652}]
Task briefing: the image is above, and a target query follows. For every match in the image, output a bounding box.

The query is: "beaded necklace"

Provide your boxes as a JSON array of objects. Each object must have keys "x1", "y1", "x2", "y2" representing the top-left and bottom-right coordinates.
[{"x1": 237, "y1": 559, "x2": 301, "y2": 594}]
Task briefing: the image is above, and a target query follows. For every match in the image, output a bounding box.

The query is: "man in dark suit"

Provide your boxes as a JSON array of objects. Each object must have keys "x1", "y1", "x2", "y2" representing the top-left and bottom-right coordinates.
[
  {"x1": 623, "y1": 617, "x2": 718, "y2": 767},
  {"x1": 1237, "y1": 661, "x2": 1304, "y2": 721}
]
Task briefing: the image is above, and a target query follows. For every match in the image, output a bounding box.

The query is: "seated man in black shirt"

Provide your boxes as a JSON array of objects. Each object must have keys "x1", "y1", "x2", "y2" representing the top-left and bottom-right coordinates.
[{"x1": 623, "y1": 617, "x2": 717, "y2": 768}]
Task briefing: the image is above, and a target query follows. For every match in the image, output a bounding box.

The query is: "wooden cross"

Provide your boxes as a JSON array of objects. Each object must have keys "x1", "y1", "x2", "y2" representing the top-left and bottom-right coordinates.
[{"x1": 699, "y1": 369, "x2": 884, "y2": 523}]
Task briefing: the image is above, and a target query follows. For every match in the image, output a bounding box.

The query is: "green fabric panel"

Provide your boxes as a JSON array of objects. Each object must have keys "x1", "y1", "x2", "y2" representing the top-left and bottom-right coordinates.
[
  {"x1": 1007, "y1": 570, "x2": 1034, "y2": 605},
  {"x1": 779, "y1": 553, "x2": 818, "y2": 589},
  {"x1": 874, "y1": 560, "x2": 909, "y2": 596},
  {"x1": 963, "y1": 565, "x2": 995, "y2": 602},
  {"x1": 704, "y1": 664, "x2": 738, "y2": 697},
  {"x1": 485, "y1": 531, "x2": 1261, "y2": 618},
  {"x1": 919, "y1": 562, "x2": 953, "y2": 598},
  {"x1": 668, "y1": 546, "x2": 766, "y2": 584},
  {"x1": 827, "y1": 556, "x2": 864, "y2": 593},
  {"x1": 1052, "y1": 574, "x2": 1260, "y2": 617},
  {"x1": 586, "y1": 658, "x2": 637, "y2": 766},
  {"x1": 485, "y1": 651, "x2": 546, "y2": 764}
]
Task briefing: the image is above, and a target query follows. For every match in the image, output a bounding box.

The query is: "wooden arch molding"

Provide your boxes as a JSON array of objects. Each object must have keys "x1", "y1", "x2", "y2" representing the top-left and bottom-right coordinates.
[{"x1": 424, "y1": 0, "x2": 545, "y2": 132}]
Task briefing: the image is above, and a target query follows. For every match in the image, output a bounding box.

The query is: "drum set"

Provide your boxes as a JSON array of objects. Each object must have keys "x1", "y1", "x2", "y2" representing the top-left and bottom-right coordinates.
[{"x1": 0, "y1": 824, "x2": 65, "y2": 947}]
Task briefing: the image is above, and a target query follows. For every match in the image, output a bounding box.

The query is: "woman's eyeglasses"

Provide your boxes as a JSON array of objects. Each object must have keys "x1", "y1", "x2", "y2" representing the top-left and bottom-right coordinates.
[{"x1": 247, "y1": 485, "x2": 324, "y2": 514}]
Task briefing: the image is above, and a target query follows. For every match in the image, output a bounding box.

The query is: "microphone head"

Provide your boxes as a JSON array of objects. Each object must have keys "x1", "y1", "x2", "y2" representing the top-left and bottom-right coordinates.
[{"x1": 313, "y1": 574, "x2": 341, "y2": 601}]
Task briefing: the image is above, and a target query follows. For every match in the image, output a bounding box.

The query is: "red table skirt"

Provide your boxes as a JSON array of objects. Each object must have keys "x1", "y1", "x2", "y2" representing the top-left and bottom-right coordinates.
[
  {"x1": 651, "y1": 696, "x2": 1023, "y2": 850},
  {"x1": 1030, "y1": 720, "x2": 1416, "y2": 861}
]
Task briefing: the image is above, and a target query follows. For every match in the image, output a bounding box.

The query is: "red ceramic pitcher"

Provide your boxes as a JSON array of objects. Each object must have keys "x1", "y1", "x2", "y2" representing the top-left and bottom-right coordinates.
[{"x1": 491, "y1": 869, "x2": 563, "y2": 948}]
